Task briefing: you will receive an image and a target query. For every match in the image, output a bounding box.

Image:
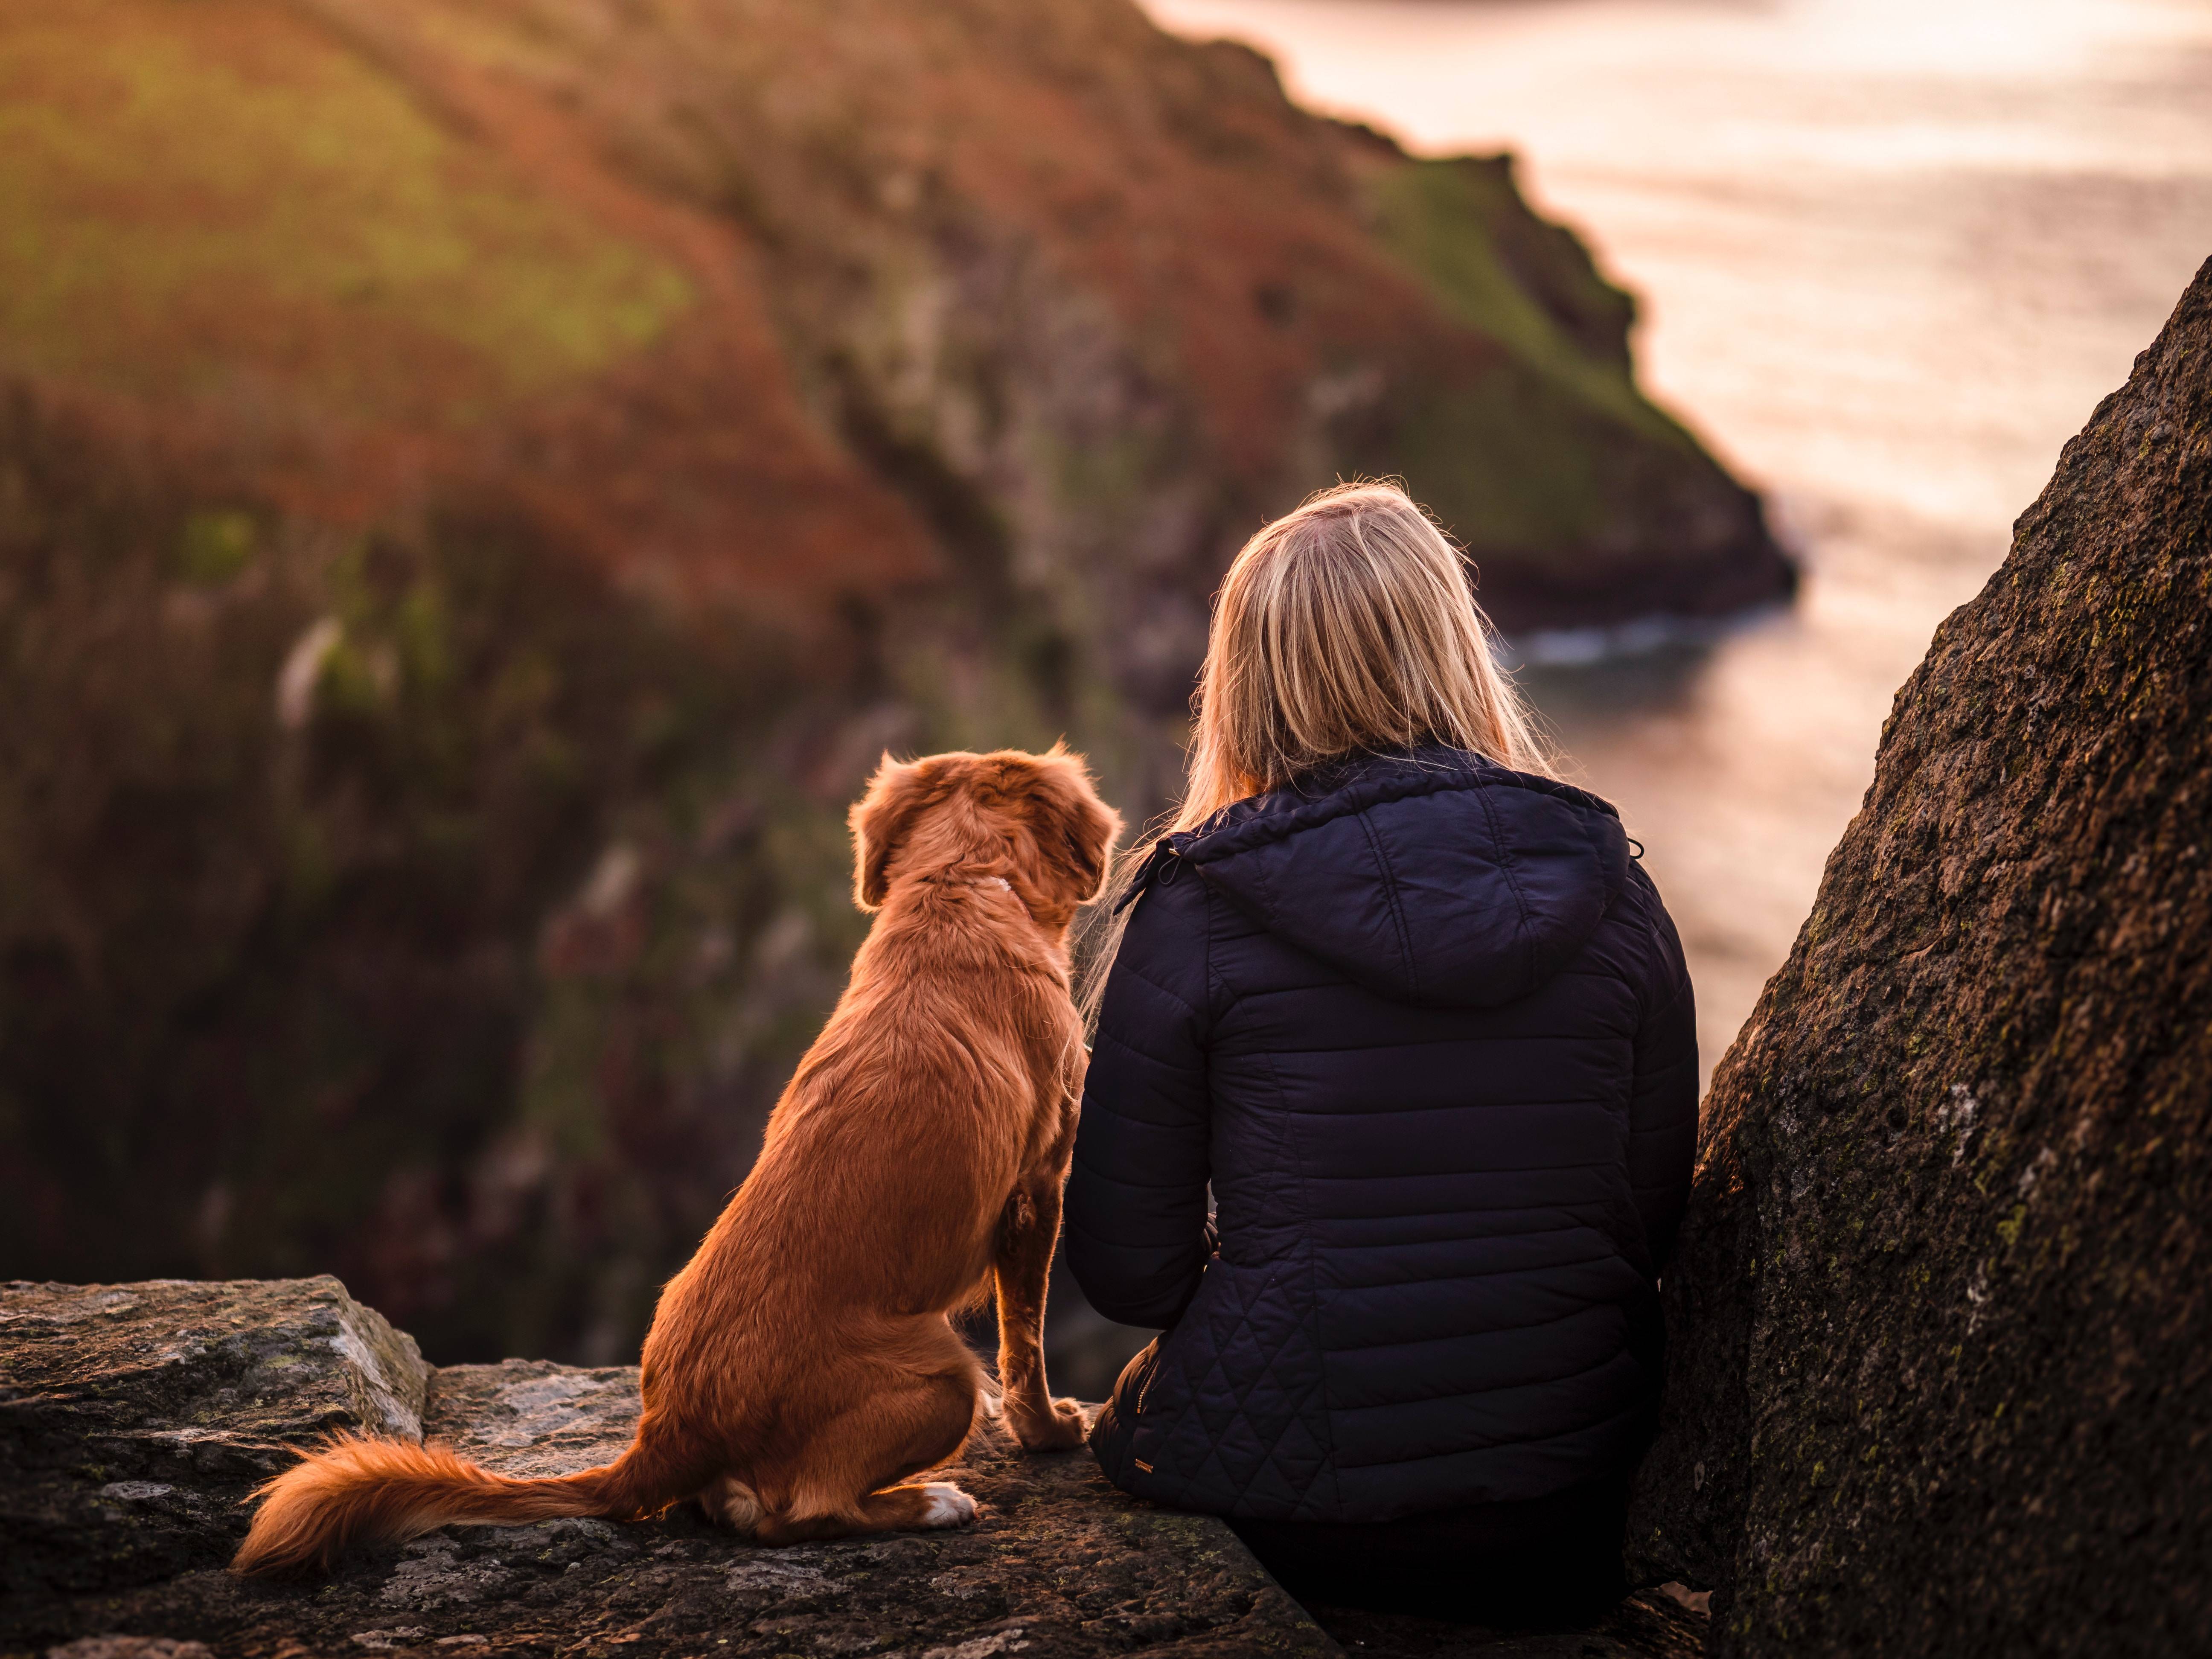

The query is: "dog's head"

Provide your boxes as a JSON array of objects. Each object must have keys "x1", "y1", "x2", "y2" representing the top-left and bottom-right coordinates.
[{"x1": 849, "y1": 744, "x2": 1122, "y2": 936}]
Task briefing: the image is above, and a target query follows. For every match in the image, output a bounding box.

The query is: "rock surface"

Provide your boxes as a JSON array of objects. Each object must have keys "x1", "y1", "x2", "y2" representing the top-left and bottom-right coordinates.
[
  {"x1": 4, "y1": 1292, "x2": 1327, "y2": 1659},
  {"x1": 0, "y1": 1277, "x2": 426, "y2": 1598},
  {"x1": 1628, "y1": 261, "x2": 2212, "y2": 1653},
  {"x1": 3, "y1": 1278, "x2": 1711, "y2": 1659}
]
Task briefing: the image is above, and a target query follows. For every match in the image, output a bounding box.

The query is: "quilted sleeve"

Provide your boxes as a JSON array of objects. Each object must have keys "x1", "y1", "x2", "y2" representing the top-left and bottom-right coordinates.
[
  {"x1": 1627, "y1": 865, "x2": 1699, "y2": 1269},
  {"x1": 1064, "y1": 869, "x2": 1214, "y2": 1329}
]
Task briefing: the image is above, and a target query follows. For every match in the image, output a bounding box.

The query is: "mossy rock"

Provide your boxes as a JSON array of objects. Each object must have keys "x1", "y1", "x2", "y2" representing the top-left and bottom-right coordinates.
[{"x1": 1630, "y1": 261, "x2": 2212, "y2": 1656}]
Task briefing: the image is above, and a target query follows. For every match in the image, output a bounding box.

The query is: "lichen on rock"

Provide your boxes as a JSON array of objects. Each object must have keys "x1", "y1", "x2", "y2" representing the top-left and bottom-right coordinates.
[{"x1": 1629, "y1": 259, "x2": 2212, "y2": 1654}]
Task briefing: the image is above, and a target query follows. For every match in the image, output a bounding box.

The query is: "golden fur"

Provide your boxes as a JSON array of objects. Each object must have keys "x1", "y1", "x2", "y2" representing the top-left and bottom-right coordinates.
[{"x1": 232, "y1": 746, "x2": 1122, "y2": 1573}]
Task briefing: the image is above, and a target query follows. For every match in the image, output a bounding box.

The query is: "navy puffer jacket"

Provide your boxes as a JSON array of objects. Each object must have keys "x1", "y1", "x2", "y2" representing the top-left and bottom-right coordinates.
[{"x1": 1066, "y1": 747, "x2": 1696, "y2": 1523}]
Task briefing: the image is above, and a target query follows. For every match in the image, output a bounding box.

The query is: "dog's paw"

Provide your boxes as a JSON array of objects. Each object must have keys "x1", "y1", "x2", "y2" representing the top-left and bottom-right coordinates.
[
  {"x1": 1012, "y1": 1397, "x2": 1088, "y2": 1453},
  {"x1": 914, "y1": 1482, "x2": 978, "y2": 1528},
  {"x1": 702, "y1": 1474, "x2": 763, "y2": 1537}
]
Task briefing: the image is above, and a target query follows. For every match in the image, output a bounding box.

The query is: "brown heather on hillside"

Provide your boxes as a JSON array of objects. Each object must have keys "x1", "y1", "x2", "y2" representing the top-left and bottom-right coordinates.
[
  {"x1": 1630, "y1": 262, "x2": 2212, "y2": 1653},
  {"x1": 0, "y1": 0, "x2": 1790, "y2": 1369},
  {"x1": 3, "y1": 0, "x2": 1790, "y2": 671}
]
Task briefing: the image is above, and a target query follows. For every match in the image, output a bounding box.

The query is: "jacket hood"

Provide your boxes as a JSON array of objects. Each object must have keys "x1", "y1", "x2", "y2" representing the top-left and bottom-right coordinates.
[{"x1": 1160, "y1": 748, "x2": 1630, "y2": 1010}]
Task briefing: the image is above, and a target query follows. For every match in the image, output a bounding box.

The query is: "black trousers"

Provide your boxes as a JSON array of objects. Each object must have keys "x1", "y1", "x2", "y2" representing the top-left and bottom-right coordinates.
[
  {"x1": 1092, "y1": 1340, "x2": 1629, "y2": 1626},
  {"x1": 1226, "y1": 1476, "x2": 1629, "y2": 1625}
]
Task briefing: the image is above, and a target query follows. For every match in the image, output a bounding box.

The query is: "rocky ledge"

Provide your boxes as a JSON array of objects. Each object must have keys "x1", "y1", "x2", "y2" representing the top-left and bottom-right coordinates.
[{"x1": 2, "y1": 1278, "x2": 1705, "y2": 1659}]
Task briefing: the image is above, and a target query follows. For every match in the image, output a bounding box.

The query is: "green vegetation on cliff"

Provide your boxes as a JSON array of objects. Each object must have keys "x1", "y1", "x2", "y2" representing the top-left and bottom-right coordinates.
[{"x1": 0, "y1": 4, "x2": 694, "y2": 416}]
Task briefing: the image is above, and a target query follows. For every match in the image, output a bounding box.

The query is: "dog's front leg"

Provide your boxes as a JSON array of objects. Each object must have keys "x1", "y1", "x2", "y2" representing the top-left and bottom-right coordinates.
[{"x1": 992, "y1": 1177, "x2": 1086, "y2": 1452}]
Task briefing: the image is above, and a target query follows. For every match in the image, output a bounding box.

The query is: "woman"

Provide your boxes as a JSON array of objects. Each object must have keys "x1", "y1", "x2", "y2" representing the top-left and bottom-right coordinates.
[{"x1": 1066, "y1": 482, "x2": 1696, "y2": 1622}]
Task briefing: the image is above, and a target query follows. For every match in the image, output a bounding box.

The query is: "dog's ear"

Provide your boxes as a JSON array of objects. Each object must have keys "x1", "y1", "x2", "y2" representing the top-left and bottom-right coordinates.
[
  {"x1": 849, "y1": 754, "x2": 937, "y2": 911},
  {"x1": 1023, "y1": 744, "x2": 1123, "y2": 905}
]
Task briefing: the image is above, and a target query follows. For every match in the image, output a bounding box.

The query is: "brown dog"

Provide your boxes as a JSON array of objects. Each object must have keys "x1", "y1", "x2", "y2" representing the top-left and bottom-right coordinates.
[{"x1": 231, "y1": 745, "x2": 1121, "y2": 1572}]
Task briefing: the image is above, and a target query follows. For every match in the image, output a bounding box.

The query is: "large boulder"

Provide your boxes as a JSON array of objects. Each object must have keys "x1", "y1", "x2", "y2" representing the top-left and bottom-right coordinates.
[
  {"x1": 1628, "y1": 263, "x2": 2212, "y2": 1652},
  {"x1": 0, "y1": 1277, "x2": 427, "y2": 1597}
]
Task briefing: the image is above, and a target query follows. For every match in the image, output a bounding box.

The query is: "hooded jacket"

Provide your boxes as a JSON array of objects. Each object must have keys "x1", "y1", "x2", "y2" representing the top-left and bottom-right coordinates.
[{"x1": 1066, "y1": 747, "x2": 1697, "y2": 1523}]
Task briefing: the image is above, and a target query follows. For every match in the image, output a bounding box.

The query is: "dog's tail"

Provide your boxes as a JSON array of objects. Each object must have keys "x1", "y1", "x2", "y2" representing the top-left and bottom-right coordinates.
[{"x1": 230, "y1": 1424, "x2": 702, "y2": 1577}]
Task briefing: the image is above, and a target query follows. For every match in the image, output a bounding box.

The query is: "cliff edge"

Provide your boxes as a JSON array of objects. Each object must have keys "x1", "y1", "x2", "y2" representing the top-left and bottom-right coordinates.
[
  {"x1": 1, "y1": 1278, "x2": 1333, "y2": 1659},
  {"x1": 1, "y1": 1278, "x2": 1710, "y2": 1659},
  {"x1": 1628, "y1": 262, "x2": 2212, "y2": 1653}
]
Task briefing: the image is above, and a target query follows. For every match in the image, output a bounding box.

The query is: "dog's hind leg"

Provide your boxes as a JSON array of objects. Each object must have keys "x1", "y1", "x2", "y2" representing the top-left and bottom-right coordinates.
[{"x1": 750, "y1": 1346, "x2": 980, "y2": 1546}]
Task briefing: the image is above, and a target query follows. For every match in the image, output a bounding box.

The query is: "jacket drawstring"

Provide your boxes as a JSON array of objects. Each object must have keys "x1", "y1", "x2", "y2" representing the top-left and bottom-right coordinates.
[{"x1": 1111, "y1": 838, "x2": 1184, "y2": 915}]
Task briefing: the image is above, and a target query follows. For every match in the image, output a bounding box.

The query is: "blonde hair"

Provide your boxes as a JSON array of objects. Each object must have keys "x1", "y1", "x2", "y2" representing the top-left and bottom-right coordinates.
[
  {"x1": 1079, "y1": 480, "x2": 1552, "y2": 1017},
  {"x1": 1172, "y1": 480, "x2": 1551, "y2": 831}
]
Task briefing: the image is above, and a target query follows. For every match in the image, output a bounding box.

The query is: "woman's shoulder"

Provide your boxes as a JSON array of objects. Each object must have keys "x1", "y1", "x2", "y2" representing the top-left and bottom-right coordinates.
[
  {"x1": 1120, "y1": 843, "x2": 1209, "y2": 944},
  {"x1": 1101, "y1": 842, "x2": 1211, "y2": 1013},
  {"x1": 1600, "y1": 857, "x2": 1691, "y2": 1009}
]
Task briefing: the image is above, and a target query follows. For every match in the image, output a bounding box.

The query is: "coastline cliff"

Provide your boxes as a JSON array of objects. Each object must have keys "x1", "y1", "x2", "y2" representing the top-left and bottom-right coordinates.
[
  {"x1": 2, "y1": 0, "x2": 1787, "y2": 660},
  {"x1": 0, "y1": 0, "x2": 1787, "y2": 1366}
]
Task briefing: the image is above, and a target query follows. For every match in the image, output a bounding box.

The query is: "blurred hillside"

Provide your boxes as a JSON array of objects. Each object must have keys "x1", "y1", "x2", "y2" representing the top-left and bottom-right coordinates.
[{"x1": 0, "y1": 0, "x2": 1790, "y2": 1368}]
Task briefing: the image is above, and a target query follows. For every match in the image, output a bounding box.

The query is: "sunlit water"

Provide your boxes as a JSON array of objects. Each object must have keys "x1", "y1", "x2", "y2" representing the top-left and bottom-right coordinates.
[{"x1": 1149, "y1": 0, "x2": 2212, "y2": 1081}]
